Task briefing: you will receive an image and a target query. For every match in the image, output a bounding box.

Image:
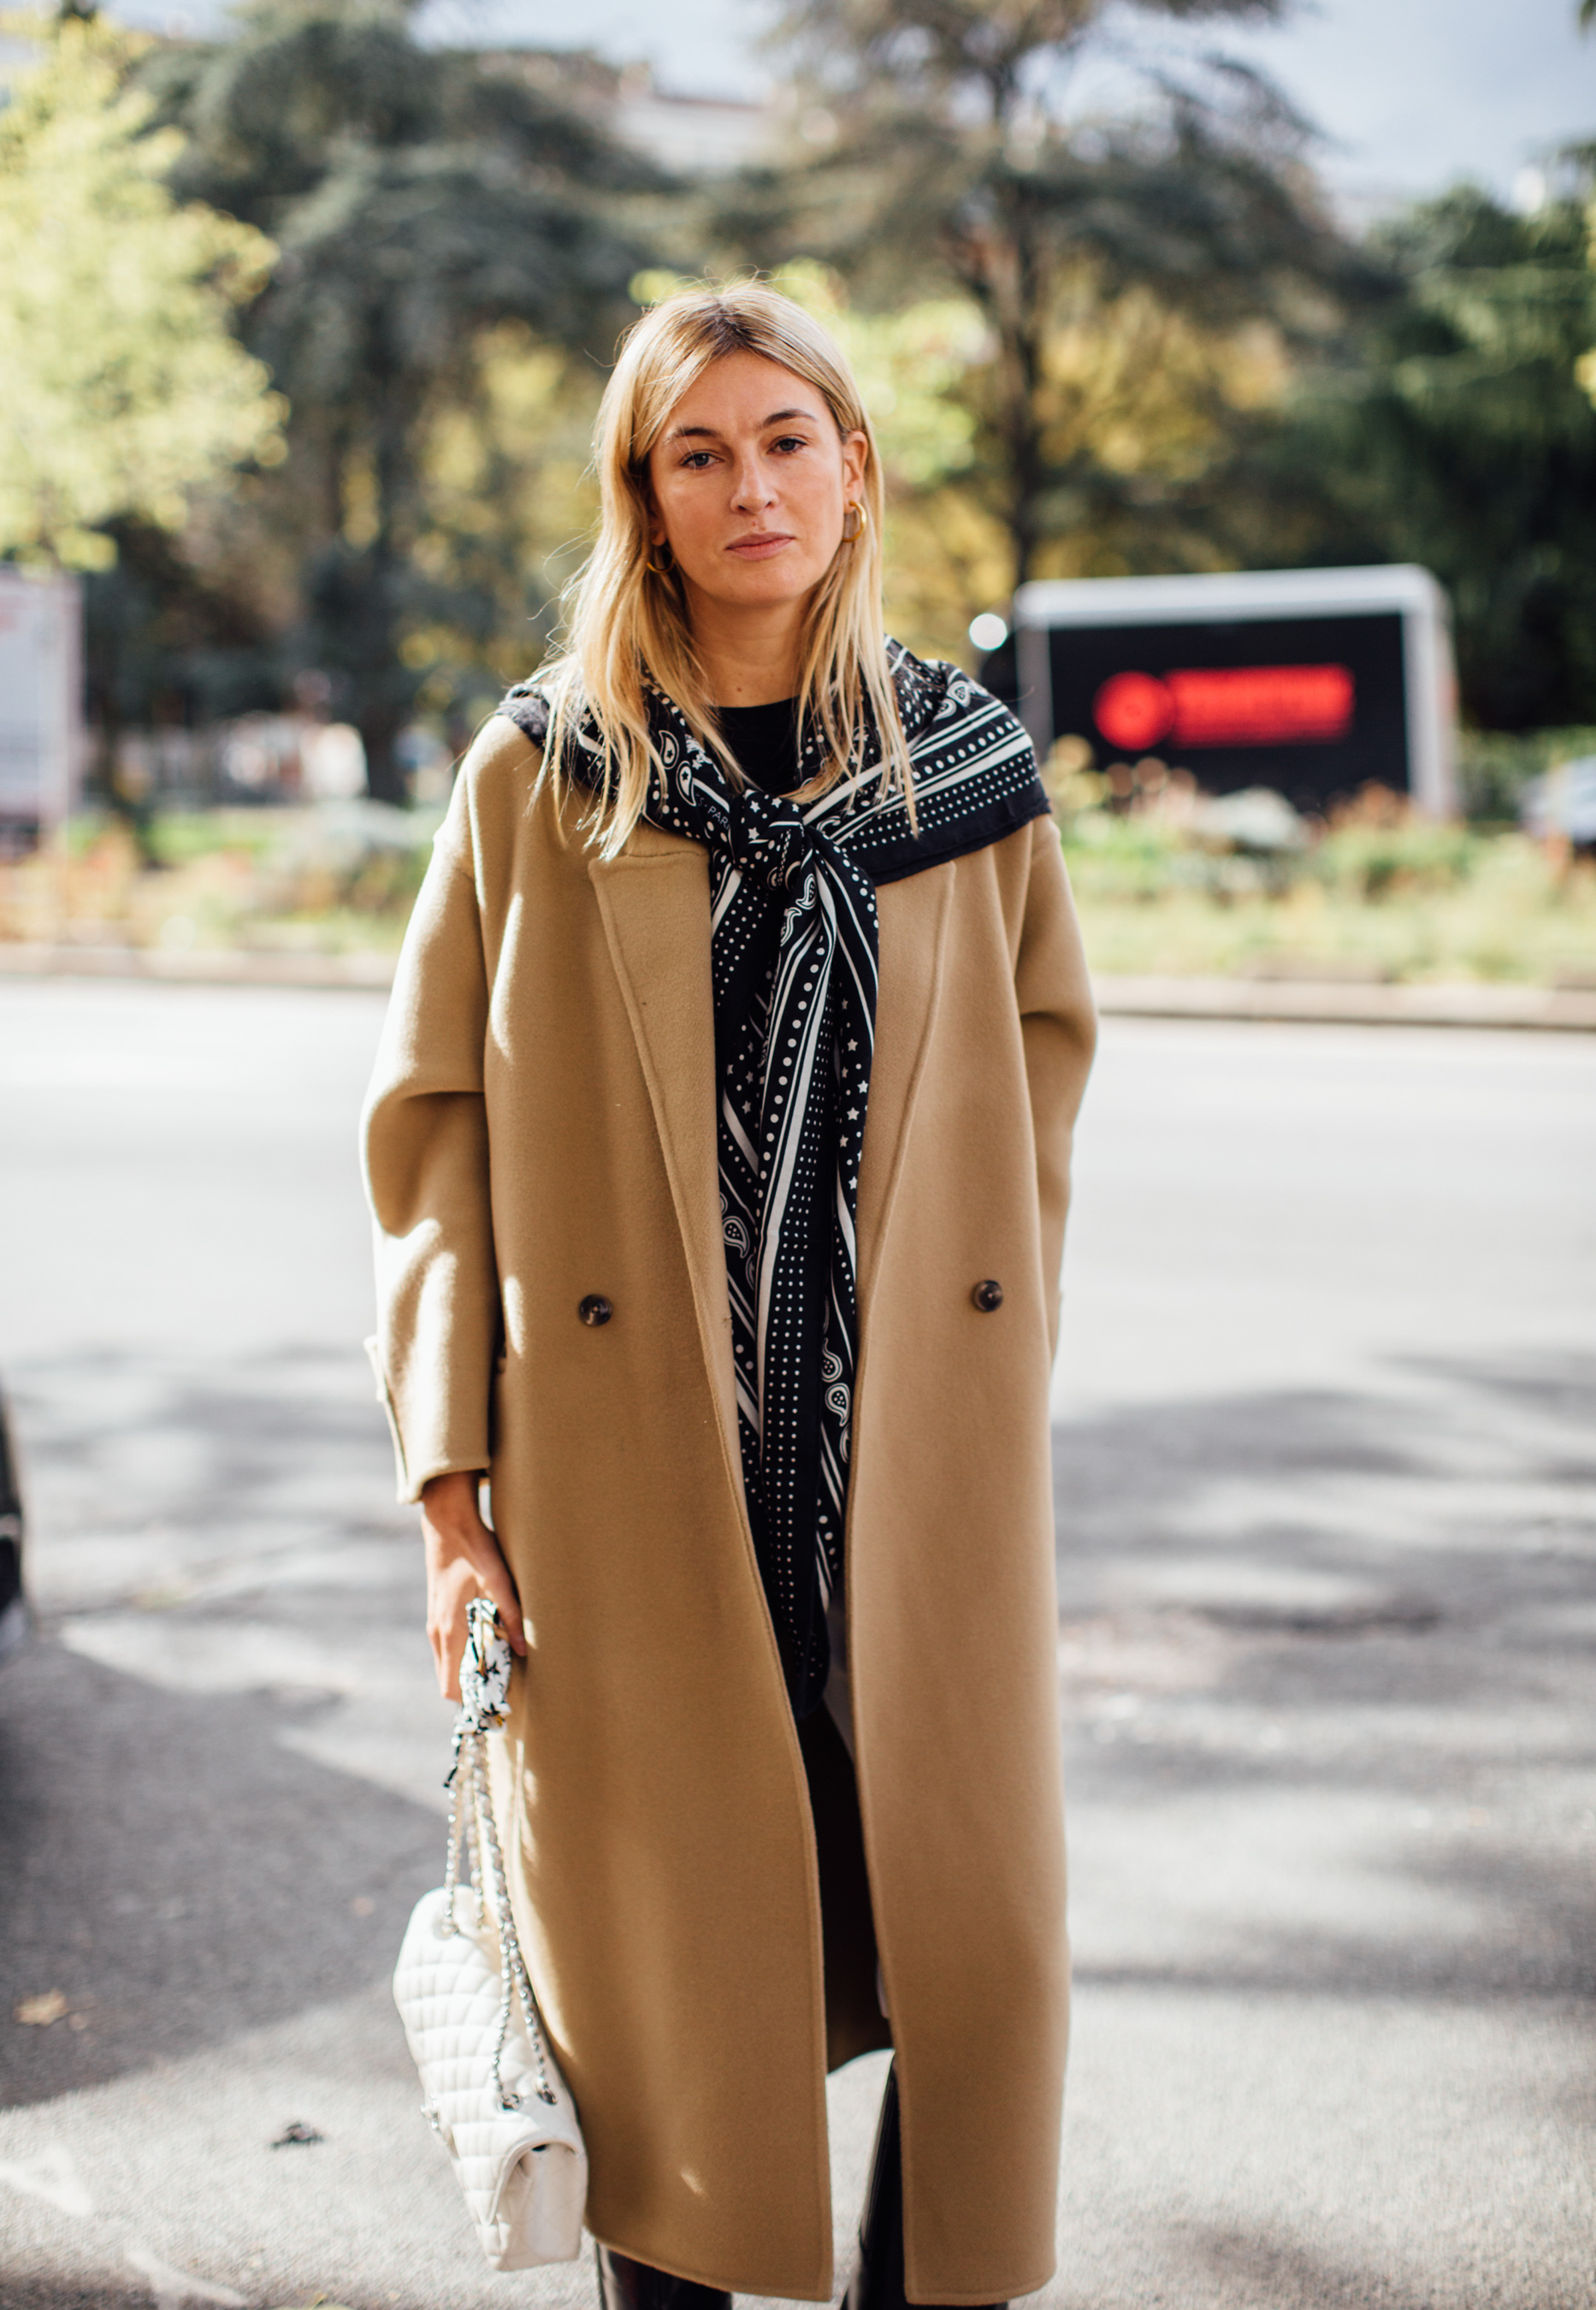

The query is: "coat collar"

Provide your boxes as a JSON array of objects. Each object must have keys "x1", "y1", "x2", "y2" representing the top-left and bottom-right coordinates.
[{"x1": 588, "y1": 824, "x2": 955, "y2": 1502}]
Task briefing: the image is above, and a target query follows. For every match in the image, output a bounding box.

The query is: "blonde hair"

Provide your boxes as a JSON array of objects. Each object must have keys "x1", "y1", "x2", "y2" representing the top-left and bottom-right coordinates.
[{"x1": 538, "y1": 281, "x2": 909, "y2": 856}]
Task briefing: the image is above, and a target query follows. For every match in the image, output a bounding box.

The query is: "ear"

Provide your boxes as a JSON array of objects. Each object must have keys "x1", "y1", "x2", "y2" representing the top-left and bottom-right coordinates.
[{"x1": 840, "y1": 430, "x2": 868, "y2": 502}]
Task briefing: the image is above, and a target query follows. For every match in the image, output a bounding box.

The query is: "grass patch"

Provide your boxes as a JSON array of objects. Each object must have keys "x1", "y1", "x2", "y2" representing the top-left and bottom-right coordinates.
[
  {"x1": 1058, "y1": 782, "x2": 1596, "y2": 985},
  {"x1": 0, "y1": 803, "x2": 439, "y2": 954}
]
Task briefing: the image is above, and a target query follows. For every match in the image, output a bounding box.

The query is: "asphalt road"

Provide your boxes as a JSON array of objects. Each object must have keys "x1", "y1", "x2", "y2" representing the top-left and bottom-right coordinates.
[{"x1": 0, "y1": 980, "x2": 1592, "y2": 2310}]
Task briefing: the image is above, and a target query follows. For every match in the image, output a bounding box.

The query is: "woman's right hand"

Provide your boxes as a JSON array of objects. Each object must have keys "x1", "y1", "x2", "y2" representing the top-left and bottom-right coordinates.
[{"x1": 420, "y1": 1471, "x2": 527, "y2": 1702}]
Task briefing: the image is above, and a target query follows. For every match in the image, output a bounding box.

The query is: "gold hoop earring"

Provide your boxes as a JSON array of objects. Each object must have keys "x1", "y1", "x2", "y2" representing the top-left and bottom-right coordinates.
[
  {"x1": 647, "y1": 541, "x2": 675, "y2": 577},
  {"x1": 842, "y1": 501, "x2": 867, "y2": 543}
]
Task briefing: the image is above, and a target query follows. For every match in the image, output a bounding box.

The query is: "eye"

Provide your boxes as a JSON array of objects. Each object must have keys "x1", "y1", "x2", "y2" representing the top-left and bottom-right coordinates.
[
  {"x1": 771, "y1": 435, "x2": 808, "y2": 455},
  {"x1": 679, "y1": 449, "x2": 717, "y2": 471}
]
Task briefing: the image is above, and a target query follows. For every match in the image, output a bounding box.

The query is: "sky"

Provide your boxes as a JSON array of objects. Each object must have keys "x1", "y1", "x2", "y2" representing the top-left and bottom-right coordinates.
[{"x1": 117, "y1": 0, "x2": 1596, "y2": 208}]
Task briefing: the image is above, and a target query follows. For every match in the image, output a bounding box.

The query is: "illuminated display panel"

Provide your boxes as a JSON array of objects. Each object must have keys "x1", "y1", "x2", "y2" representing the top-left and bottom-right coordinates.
[{"x1": 1042, "y1": 612, "x2": 1408, "y2": 808}]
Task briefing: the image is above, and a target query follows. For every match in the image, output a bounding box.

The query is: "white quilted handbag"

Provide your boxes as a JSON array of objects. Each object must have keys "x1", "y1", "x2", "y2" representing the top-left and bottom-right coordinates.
[{"x1": 393, "y1": 1600, "x2": 588, "y2": 2268}]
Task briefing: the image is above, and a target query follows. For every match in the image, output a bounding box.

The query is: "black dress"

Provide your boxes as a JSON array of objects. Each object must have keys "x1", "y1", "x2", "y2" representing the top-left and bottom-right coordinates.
[{"x1": 715, "y1": 697, "x2": 805, "y2": 798}]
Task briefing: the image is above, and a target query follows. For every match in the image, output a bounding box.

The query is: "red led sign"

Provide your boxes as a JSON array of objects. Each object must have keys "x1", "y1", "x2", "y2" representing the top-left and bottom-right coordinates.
[{"x1": 1094, "y1": 663, "x2": 1357, "y2": 752}]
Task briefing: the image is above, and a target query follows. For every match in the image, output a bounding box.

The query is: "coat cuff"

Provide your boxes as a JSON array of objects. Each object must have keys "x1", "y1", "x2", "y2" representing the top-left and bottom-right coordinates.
[{"x1": 364, "y1": 1336, "x2": 489, "y2": 1506}]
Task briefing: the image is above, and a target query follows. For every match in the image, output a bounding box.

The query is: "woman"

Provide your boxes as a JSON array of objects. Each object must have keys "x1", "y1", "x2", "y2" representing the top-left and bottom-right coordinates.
[{"x1": 362, "y1": 282, "x2": 1096, "y2": 2310}]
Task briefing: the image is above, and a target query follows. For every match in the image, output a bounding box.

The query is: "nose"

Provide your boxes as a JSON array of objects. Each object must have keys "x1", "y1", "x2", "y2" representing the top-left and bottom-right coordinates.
[{"x1": 729, "y1": 452, "x2": 776, "y2": 512}]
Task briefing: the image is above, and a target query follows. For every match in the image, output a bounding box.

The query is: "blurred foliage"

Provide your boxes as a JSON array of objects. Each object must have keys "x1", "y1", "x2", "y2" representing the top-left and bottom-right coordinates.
[
  {"x1": 1575, "y1": 133, "x2": 1596, "y2": 406},
  {"x1": 1269, "y1": 187, "x2": 1596, "y2": 732},
  {"x1": 9, "y1": 788, "x2": 1587, "y2": 987},
  {"x1": 730, "y1": 0, "x2": 1368, "y2": 590},
  {"x1": 143, "y1": 810, "x2": 284, "y2": 868},
  {"x1": 396, "y1": 323, "x2": 601, "y2": 721},
  {"x1": 878, "y1": 275, "x2": 1297, "y2": 659},
  {"x1": 0, "y1": 802, "x2": 440, "y2": 951},
  {"x1": 1312, "y1": 817, "x2": 1481, "y2": 902},
  {"x1": 1456, "y1": 725, "x2": 1596, "y2": 822},
  {"x1": 103, "y1": 0, "x2": 660, "y2": 793},
  {"x1": 0, "y1": 14, "x2": 283, "y2": 571},
  {"x1": 1049, "y1": 779, "x2": 1596, "y2": 984},
  {"x1": 1066, "y1": 849, "x2": 1596, "y2": 985},
  {"x1": 0, "y1": 0, "x2": 1590, "y2": 841}
]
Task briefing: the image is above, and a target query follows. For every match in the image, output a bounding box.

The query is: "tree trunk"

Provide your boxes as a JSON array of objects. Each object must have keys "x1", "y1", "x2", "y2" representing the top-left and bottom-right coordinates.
[
  {"x1": 359, "y1": 675, "x2": 409, "y2": 804},
  {"x1": 1008, "y1": 186, "x2": 1049, "y2": 589},
  {"x1": 1006, "y1": 366, "x2": 1045, "y2": 589},
  {"x1": 359, "y1": 377, "x2": 417, "y2": 804},
  {"x1": 955, "y1": 180, "x2": 1050, "y2": 591}
]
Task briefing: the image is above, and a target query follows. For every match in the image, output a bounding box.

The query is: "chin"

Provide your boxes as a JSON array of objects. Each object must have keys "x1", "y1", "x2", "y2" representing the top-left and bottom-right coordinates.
[{"x1": 704, "y1": 560, "x2": 826, "y2": 609}]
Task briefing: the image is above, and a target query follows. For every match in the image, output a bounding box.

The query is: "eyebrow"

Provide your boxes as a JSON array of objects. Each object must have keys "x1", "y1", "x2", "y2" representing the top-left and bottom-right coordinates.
[{"x1": 665, "y1": 406, "x2": 819, "y2": 443}]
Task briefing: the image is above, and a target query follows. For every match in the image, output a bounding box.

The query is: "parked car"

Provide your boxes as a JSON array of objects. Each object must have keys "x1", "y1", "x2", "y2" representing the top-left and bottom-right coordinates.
[
  {"x1": 0, "y1": 1387, "x2": 27, "y2": 1665},
  {"x1": 1522, "y1": 756, "x2": 1596, "y2": 853}
]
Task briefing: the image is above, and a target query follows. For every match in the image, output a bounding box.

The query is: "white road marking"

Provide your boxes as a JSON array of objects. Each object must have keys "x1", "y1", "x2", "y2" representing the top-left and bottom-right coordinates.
[
  {"x1": 127, "y1": 2241, "x2": 247, "y2": 2308},
  {"x1": 0, "y1": 2142, "x2": 95, "y2": 2217}
]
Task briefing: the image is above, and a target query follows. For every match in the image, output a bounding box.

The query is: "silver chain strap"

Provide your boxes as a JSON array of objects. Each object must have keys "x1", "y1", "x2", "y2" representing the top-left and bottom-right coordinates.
[{"x1": 440, "y1": 1602, "x2": 558, "y2": 2112}]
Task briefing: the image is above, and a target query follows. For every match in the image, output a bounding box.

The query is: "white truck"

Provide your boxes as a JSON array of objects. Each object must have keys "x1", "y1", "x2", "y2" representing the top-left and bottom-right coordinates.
[{"x1": 1003, "y1": 564, "x2": 1458, "y2": 817}]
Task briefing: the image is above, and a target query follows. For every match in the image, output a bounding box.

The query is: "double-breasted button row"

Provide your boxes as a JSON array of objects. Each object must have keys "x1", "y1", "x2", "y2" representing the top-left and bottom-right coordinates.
[{"x1": 584, "y1": 1288, "x2": 1001, "y2": 1321}]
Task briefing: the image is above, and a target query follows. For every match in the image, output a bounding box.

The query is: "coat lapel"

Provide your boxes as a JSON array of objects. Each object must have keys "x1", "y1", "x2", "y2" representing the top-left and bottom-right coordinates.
[
  {"x1": 588, "y1": 831, "x2": 743, "y2": 1491},
  {"x1": 855, "y1": 862, "x2": 955, "y2": 1311}
]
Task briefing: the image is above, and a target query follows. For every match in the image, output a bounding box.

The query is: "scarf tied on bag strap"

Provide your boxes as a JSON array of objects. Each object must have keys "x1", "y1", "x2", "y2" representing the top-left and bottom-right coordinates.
[{"x1": 499, "y1": 643, "x2": 1049, "y2": 1716}]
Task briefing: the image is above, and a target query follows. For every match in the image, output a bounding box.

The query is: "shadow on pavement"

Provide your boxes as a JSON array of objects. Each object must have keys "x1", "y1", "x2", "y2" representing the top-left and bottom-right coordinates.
[
  {"x1": 0, "y1": 1639, "x2": 436, "y2": 2109},
  {"x1": 1181, "y1": 2218, "x2": 1469, "y2": 2310},
  {"x1": 6, "y1": 1340, "x2": 408, "y2": 1584},
  {"x1": 0, "y1": 2286, "x2": 157, "y2": 2310},
  {"x1": 0, "y1": 2288, "x2": 152, "y2": 2310},
  {"x1": 1051, "y1": 1344, "x2": 1596, "y2": 2005},
  {"x1": 0, "y1": 1338, "x2": 1588, "y2": 2307}
]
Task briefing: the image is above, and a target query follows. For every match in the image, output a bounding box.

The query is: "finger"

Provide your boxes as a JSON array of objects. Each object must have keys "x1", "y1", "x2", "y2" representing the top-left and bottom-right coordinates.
[
  {"x1": 431, "y1": 1593, "x2": 468, "y2": 1697},
  {"x1": 460, "y1": 1529, "x2": 524, "y2": 1652},
  {"x1": 481, "y1": 1558, "x2": 527, "y2": 1655},
  {"x1": 442, "y1": 1615, "x2": 464, "y2": 1702}
]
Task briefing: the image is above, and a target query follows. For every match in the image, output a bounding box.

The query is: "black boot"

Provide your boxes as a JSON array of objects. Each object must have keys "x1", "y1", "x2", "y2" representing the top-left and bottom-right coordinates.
[
  {"x1": 843, "y1": 2064, "x2": 1007, "y2": 2310},
  {"x1": 594, "y1": 2243, "x2": 730, "y2": 2310}
]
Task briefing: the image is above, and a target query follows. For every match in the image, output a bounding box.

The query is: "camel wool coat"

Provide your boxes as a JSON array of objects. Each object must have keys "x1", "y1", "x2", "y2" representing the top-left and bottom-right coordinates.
[{"x1": 362, "y1": 713, "x2": 1097, "y2": 2305}]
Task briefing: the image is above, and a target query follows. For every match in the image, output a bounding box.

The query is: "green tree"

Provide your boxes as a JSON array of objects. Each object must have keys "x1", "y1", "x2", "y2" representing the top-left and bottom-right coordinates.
[
  {"x1": 1280, "y1": 186, "x2": 1596, "y2": 732},
  {"x1": 730, "y1": 0, "x2": 1363, "y2": 589},
  {"x1": 141, "y1": 1, "x2": 661, "y2": 795},
  {"x1": 0, "y1": 14, "x2": 283, "y2": 572}
]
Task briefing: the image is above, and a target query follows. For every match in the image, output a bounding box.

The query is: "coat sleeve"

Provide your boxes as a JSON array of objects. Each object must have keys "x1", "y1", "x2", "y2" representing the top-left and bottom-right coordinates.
[
  {"x1": 1014, "y1": 814, "x2": 1097, "y2": 1359},
  {"x1": 360, "y1": 772, "x2": 499, "y2": 1504}
]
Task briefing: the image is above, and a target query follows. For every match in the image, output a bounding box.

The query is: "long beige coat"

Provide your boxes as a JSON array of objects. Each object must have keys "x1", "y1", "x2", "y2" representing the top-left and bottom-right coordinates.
[{"x1": 362, "y1": 714, "x2": 1096, "y2": 2304}]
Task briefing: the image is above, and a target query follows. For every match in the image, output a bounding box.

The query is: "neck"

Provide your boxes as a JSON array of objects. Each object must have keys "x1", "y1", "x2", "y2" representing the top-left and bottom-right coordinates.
[{"x1": 684, "y1": 584, "x2": 807, "y2": 707}]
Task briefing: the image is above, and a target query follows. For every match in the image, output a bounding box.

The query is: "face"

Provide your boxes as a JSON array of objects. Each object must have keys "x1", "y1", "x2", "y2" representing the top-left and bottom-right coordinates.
[{"x1": 645, "y1": 350, "x2": 867, "y2": 619}]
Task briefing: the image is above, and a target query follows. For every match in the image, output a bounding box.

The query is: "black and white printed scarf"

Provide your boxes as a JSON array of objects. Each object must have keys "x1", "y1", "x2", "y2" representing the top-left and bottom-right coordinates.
[{"x1": 499, "y1": 642, "x2": 1049, "y2": 1715}]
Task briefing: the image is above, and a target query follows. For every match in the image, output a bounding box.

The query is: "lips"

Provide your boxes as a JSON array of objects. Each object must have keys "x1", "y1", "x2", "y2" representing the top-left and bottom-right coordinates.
[{"x1": 726, "y1": 532, "x2": 795, "y2": 560}]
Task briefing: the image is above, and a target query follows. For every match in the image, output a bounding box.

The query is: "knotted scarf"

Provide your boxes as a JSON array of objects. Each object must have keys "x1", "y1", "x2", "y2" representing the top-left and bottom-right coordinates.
[{"x1": 499, "y1": 642, "x2": 1049, "y2": 1715}]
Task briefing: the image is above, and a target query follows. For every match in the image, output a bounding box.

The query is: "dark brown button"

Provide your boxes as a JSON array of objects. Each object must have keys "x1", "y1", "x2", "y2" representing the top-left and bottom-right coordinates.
[
  {"x1": 578, "y1": 1294, "x2": 613, "y2": 1327},
  {"x1": 972, "y1": 1278, "x2": 1004, "y2": 1312}
]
